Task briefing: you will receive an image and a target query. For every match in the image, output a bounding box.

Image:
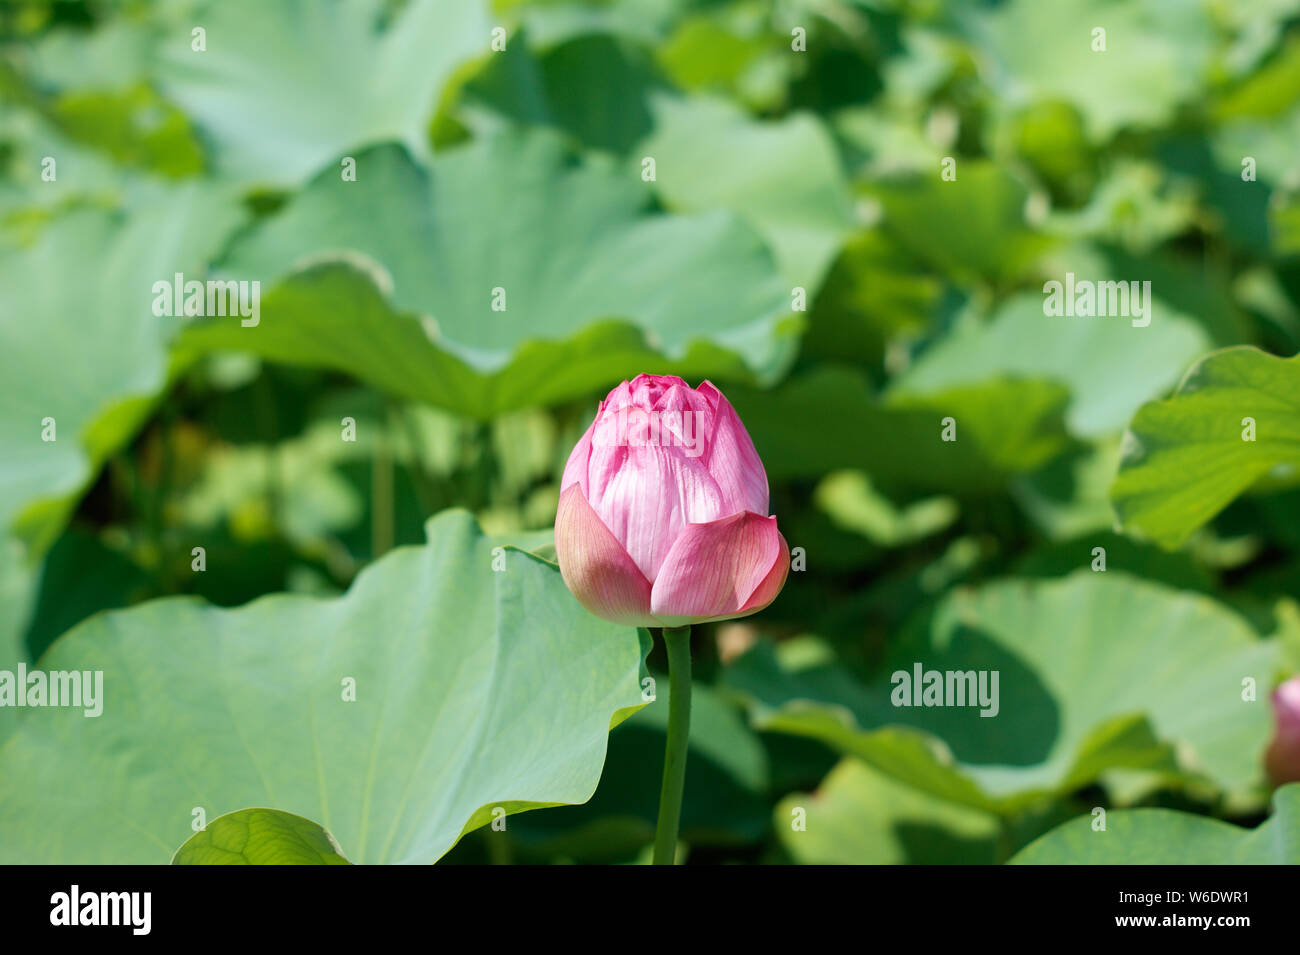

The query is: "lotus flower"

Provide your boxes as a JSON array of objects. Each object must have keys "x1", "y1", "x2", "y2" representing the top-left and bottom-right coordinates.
[
  {"x1": 556, "y1": 374, "x2": 788, "y2": 627},
  {"x1": 1265, "y1": 675, "x2": 1300, "y2": 786}
]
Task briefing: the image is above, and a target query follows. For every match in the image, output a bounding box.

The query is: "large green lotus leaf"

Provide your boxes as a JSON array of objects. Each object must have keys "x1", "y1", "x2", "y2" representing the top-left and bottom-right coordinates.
[
  {"x1": 777, "y1": 757, "x2": 1000, "y2": 864},
  {"x1": 0, "y1": 511, "x2": 650, "y2": 864},
  {"x1": 637, "y1": 93, "x2": 856, "y2": 289},
  {"x1": 1112, "y1": 347, "x2": 1300, "y2": 549},
  {"x1": 0, "y1": 183, "x2": 245, "y2": 555},
  {"x1": 965, "y1": 0, "x2": 1214, "y2": 143},
  {"x1": 723, "y1": 573, "x2": 1277, "y2": 813},
  {"x1": 153, "y1": 0, "x2": 490, "y2": 187},
  {"x1": 179, "y1": 132, "x2": 797, "y2": 418},
  {"x1": 1011, "y1": 784, "x2": 1300, "y2": 864},
  {"x1": 172, "y1": 809, "x2": 350, "y2": 865},
  {"x1": 867, "y1": 161, "x2": 1057, "y2": 284},
  {"x1": 890, "y1": 292, "x2": 1211, "y2": 438},
  {"x1": 727, "y1": 367, "x2": 1073, "y2": 493}
]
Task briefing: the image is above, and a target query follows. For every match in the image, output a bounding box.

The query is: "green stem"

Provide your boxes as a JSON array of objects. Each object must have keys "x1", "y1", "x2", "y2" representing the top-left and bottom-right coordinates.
[
  {"x1": 371, "y1": 429, "x2": 393, "y2": 559},
  {"x1": 652, "y1": 625, "x2": 692, "y2": 865}
]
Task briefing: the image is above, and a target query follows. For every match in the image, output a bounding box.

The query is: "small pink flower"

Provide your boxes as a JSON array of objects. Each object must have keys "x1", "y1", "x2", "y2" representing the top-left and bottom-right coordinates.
[
  {"x1": 555, "y1": 374, "x2": 788, "y2": 627},
  {"x1": 1265, "y1": 676, "x2": 1300, "y2": 786}
]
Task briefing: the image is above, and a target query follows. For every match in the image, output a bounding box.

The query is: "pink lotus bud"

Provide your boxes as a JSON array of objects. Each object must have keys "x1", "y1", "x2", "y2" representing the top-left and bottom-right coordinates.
[
  {"x1": 1266, "y1": 676, "x2": 1300, "y2": 786},
  {"x1": 555, "y1": 374, "x2": 788, "y2": 627}
]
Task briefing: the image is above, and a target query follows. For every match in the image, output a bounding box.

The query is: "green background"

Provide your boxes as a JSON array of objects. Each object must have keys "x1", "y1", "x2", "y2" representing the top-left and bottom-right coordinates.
[{"x1": 1, "y1": 0, "x2": 1299, "y2": 864}]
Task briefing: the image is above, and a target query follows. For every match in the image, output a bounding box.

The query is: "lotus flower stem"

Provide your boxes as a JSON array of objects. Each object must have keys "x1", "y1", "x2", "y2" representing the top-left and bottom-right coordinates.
[{"x1": 652, "y1": 625, "x2": 692, "y2": 865}]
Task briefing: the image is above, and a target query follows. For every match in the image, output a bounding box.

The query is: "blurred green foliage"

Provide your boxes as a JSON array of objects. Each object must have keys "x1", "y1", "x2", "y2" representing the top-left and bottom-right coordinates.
[{"x1": 1, "y1": 0, "x2": 1299, "y2": 864}]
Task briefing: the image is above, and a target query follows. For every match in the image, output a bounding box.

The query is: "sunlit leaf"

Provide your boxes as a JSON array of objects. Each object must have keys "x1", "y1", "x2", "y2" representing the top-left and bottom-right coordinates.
[
  {"x1": 0, "y1": 512, "x2": 650, "y2": 864},
  {"x1": 638, "y1": 93, "x2": 855, "y2": 289},
  {"x1": 172, "y1": 808, "x2": 350, "y2": 865},
  {"x1": 154, "y1": 0, "x2": 491, "y2": 186},
  {"x1": 777, "y1": 758, "x2": 1000, "y2": 864},
  {"x1": 1112, "y1": 347, "x2": 1300, "y2": 548},
  {"x1": 724, "y1": 573, "x2": 1277, "y2": 812},
  {"x1": 1012, "y1": 784, "x2": 1300, "y2": 864},
  {"x1": 181, "y1": 131, "x2": 798, "y2": 418}
]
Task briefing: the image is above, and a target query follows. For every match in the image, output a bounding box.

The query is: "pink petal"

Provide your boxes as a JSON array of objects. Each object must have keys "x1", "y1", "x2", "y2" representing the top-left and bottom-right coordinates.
[
  {"x1": 737, "y1": 532, "x2": 790, "y2": 615},
  {"x1": 697, "y1": 381, "x2": 768, "y2": 516},
  {"x1": 587, "y1": 444, "x2": 725, "y2": 582},
  {"x1": 650, "y1": 377, "x2": 715, "y2": 417},
  {"x1": 591, "y1": 376, "x2": 713, "y2": 455},
  {"x1": 567, "y1": 375, "x2": 772, "y2": 584},
  {"x1": 629, "y1": 373, "x2": 691, "y2": 409},
  {"x1": 561, "y1": 414, "x2": 597, "y2": 495},
  {"x1": 555, "y1": 485, "x2": 654, "y2": 626},
  {"x1": 649, "y1": 511, "x2": 785, "y2": 625}
]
